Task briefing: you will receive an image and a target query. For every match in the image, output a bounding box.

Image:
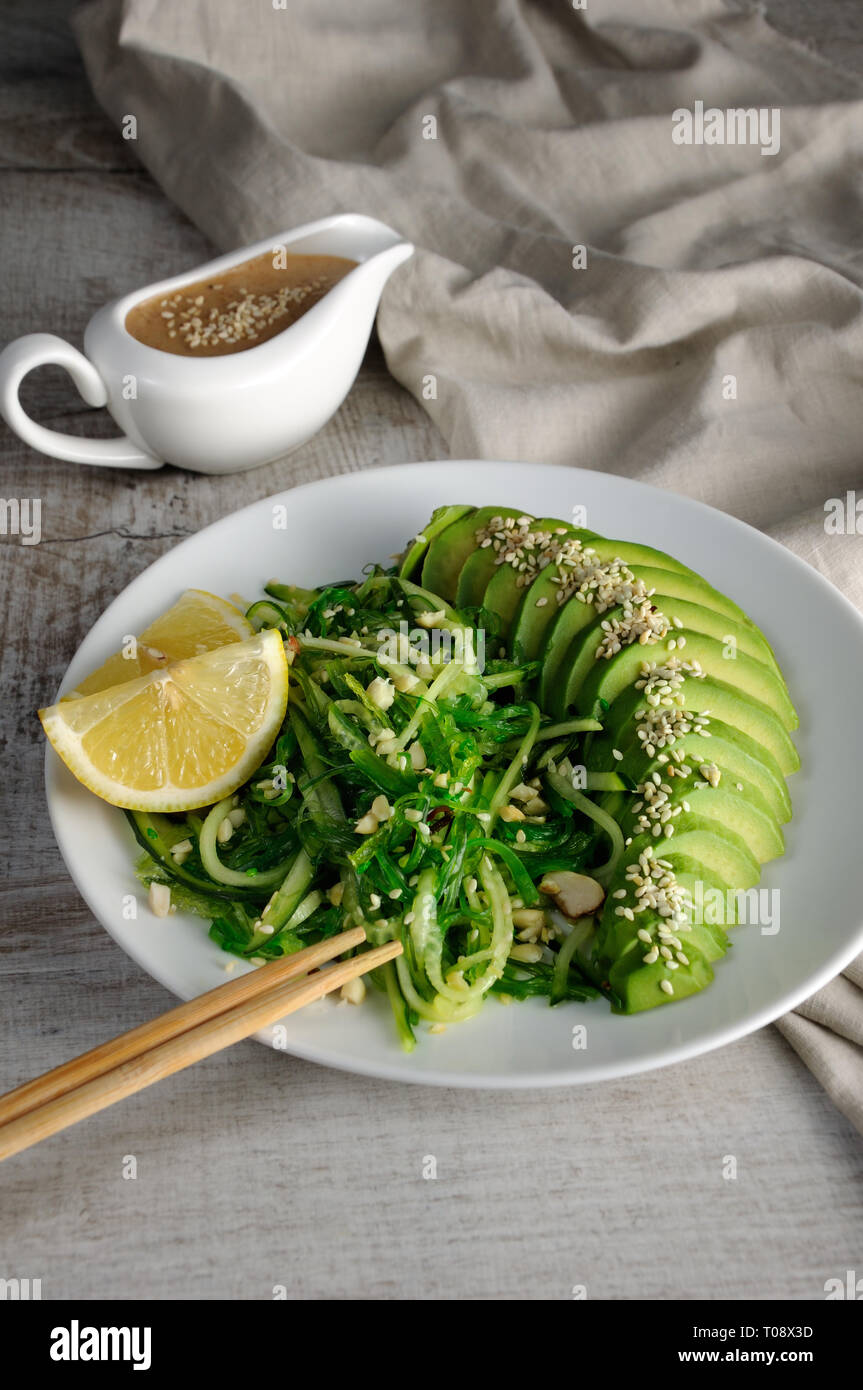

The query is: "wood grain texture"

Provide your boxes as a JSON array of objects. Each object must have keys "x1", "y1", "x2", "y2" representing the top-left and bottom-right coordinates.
[
  {"x1": 0, "y1": 927, "x2": 368, "y2": 1130},
  {"x1": 0, "y1": 938, "x2": 403, "y2": 1163},
  {"x1": 0, "y1": 0, "x2": 860, "y2": 1301}
]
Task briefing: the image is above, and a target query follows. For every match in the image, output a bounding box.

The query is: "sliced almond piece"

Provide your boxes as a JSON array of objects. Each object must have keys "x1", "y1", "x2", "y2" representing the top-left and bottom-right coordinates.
[
  {"x1": 509, "y1": 783, "x2": 536, "y2": 803},
  {"x1": 540, "y1": 871, "x2": 605, "y2": 921}
]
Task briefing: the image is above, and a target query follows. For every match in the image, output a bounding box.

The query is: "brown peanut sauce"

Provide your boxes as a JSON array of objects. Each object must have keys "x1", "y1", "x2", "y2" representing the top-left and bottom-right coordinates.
[{"x1": 125, "y1": 251, "x2": 357, "y2": 357}]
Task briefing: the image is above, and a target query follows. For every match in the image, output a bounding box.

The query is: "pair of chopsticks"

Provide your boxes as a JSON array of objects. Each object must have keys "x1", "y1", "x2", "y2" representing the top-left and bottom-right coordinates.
[{"x1": 0, "y1": 928, "x2": 401, "y2": 1162}]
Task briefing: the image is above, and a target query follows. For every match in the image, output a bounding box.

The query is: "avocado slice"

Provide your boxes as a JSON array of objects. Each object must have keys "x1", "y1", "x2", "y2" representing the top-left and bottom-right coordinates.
[
  {"x1": 588, "y1": 818, "x2": 760, "y2": 1013},
  {"x1": 456, "y1": 516, "x2": 596, "y2": 621},
  {"x1": 618, "y1": 817, "x2": 762, "y2": 888},
  {"x1": 609, "y1": 672, "x2": 798, "y2": 778},
  {"x1": 581, "y1": 536, "x2": 692, "y2": 577},
  {"x1": 610, "y1": 948, "x2": 715, "y2": 1013},
  {"x1": 599, "y1": 862, "x2": 744, "y2": 1012},
  {"x1": 589, "y1": 720, "x2": 792, "y2": 824},
  {"x1": 588, "y1": 679, "x2": 797, "y2": 786},
  {"x1": 599, "y1": 775, "x2": 785, "y2": 864},
  {"x1": 596, "y1": 874, "x2": 732, "y2": 965},
  {"x1": 513, "y1": 560, "x2": 764, "y2": 670},
  {"x1": 590, "y1": 851, "x2": 743, "y2": 1013},
  {"x1": 641, "y1": 594, "x2": 781, "y2": 672},
  {"x1": 543, "y1": 595, "x2": 793, "y2": 724},
  {"x1": 593, "y1": 850, "x2": 741, "y2": 949},
  {"x1": 398, "y1": 504, "x2": 476, "y2": 583},
  {"x1": 457, "y1": 544, "x2": 503, "y2": 610},
  {"x1": 537, "y1": 593, "x2": 605, "y2": 711},
  {"x1": 476, "y1": 517, "x2": 573, "y2": 639},
  {"x1": 568, "y1": 628, "x2": 797, "y2": 732},
  {"x1": 661, "y1": 857, "x2": 742, "y2": 934},
  {"x1": 421, "y1": 506, "x2": 503, "y2": 603},
  {"x1": 577, "y1": 817, "x2": 759, "y2": 1013},
  {"x1": 456, "y1": 515, "x2": 574, "y2": 612}
]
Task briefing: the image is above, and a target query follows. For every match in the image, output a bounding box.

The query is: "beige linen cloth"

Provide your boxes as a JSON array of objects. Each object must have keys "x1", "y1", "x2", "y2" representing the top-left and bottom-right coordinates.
[{"x1": 73, "y1": 0, "x2": 863, "y2": 1130}]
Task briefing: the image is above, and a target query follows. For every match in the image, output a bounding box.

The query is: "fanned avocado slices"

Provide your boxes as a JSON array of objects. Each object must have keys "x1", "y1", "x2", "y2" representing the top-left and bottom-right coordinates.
[
  {"x1": 569, "y1": 627, "x2": 796, "y2": 728},
  {"x1": 599, "y1": 776, "x2": 785, "y2": 864},
  {"x1": 420, "y1": 506, "x2": 508, "y2": 602},
  {"x1": 405, "y1": 504, "x2": 799, "y2": 1014},
  {"x1": 534, "y1": 570, "x2": 781, "y2": 698},
  {"x1": 589, "y1": 719, "x2": 792, "y2": 824},
  {"x1": 459, "y1": 516, "x2": 564, "y2": 617},
  {"x1": 399, "y1": 504, "x2": 475, "y2": 582}
]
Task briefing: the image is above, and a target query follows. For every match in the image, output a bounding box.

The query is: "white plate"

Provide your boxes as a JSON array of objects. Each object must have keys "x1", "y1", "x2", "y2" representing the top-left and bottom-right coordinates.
[{"x1": 45, "y1": 461, "x2": 863, "y2": 1088}]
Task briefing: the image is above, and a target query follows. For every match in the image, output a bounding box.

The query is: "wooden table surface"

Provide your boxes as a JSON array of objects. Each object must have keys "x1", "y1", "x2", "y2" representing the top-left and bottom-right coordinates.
[{"x1": 1, "y1": 0, "x2": 860, "y2": 1302}]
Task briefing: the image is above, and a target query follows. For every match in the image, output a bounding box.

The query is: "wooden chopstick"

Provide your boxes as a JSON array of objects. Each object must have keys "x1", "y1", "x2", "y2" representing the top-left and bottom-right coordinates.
[
  {"x1": 0, "y1": 931, "x2": 402, "y2": 1163},
  {"x1": 0, "y1": 925, "x2": 367, "y2": 1130}
]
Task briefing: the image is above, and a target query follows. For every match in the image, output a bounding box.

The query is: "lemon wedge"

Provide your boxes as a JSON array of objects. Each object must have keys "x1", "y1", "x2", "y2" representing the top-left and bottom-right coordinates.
[
  {"x1": 41, "y1": 629, "x2": 289, "y2": 811},
  {"x1": 68, "y1": 589, "x2": 253, "y2": 698}
]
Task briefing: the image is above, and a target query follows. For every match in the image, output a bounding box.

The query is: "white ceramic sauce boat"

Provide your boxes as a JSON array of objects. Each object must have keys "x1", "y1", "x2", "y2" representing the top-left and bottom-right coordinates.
[{"x1": 0, "y1": 214, "x2": 414, "y2": 473}]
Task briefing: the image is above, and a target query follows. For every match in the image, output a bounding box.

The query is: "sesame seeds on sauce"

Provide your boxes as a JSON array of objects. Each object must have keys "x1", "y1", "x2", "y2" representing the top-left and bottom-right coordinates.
[{"x1": 125, "y1": 250, "x2": 357, "y2": 357}]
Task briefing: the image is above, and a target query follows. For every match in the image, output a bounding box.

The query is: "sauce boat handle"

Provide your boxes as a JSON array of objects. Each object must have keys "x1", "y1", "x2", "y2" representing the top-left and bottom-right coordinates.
[{"x1": 0, "y1": 333, "x2": 161, "y2": 469}]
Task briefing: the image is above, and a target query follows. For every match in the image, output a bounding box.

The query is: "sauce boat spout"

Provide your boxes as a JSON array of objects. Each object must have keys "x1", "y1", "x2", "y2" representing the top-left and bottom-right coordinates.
[
  {"x1": 355, "y1": 237, "x2": 415, "y2": 293},
  {"x1": 332, "y1": 214, "x2": 414, "y2": 299}
]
